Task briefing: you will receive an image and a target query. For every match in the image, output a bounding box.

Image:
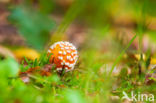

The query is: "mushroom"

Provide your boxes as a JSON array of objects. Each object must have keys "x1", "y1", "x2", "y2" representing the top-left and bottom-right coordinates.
[{"x1": 48, "y1": 41, "x2": 78, "y2": 72}]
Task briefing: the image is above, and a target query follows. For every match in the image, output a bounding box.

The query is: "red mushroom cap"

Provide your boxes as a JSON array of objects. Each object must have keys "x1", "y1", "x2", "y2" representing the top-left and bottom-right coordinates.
[{"x1": 48, "y1": 41, "x2": 78, "y2": 72}]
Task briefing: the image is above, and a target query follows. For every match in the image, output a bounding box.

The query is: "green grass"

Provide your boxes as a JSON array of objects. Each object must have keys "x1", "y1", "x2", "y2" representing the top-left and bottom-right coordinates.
[{"x1": 0, "y1": 47, "x2": 156, "y2": 103}]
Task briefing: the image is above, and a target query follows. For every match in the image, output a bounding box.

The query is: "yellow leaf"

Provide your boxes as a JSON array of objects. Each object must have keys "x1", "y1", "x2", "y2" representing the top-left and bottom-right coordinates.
[
  {"x1": 151, "y1": 58, "x2": 156, "y2": 65},
  {"x1": 13, "y1": 48, "x2": 40, "y2": 60}
]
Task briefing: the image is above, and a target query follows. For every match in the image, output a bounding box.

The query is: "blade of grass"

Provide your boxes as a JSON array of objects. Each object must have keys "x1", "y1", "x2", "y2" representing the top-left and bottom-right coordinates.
[
  {"x1": 109, "y1": 34, "x2": 137, "y2": 75},
  {"x1": 55, "y1": 0, "x2": 88, "y2": 35}
]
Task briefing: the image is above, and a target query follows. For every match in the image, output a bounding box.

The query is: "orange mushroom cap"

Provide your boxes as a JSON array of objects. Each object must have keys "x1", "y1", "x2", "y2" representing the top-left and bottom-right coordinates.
[{"x1": 48, "y1": 41, "x2": 78, "y2": 72}]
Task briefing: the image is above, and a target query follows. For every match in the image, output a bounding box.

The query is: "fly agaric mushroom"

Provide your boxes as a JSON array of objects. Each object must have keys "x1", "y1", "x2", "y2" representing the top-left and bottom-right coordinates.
[{"x1": 48, "y1": 41, "x2": 78, "y2": 72}]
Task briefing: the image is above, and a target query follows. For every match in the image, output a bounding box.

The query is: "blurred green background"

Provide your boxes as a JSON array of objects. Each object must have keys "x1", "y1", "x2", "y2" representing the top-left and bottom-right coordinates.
[{"x1": 0, "y1": 0, "x2": 156, "y2": 103}]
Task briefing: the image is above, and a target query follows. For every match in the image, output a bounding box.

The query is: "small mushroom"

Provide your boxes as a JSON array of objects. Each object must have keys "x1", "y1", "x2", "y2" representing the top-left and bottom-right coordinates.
[{"x1": 48, "y1": 41, "x2": 78, "y2": 72}]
